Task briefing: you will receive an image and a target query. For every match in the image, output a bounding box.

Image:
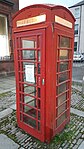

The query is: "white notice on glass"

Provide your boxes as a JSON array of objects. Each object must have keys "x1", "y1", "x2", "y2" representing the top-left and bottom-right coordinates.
[{"x1": 25, "y1": 65, "x2": 35, "y2": 83}]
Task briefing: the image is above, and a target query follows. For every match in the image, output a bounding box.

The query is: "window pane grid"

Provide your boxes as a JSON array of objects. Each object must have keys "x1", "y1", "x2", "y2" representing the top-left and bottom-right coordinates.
[
  {"x1": 56, "y1": 35, "x2": 71, "y2": 128},
  {"x1": 17, "y1": 35, "x2": 42, "y2": 131}
]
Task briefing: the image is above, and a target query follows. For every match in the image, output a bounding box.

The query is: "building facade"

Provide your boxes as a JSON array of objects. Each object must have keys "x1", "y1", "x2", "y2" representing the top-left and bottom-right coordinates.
[
  {"x1": 69, "y1": 0, "x2": 84, "y2": 53},
  {"x1": 0, "y1": 0, "x2": 19, "y2": 76}
]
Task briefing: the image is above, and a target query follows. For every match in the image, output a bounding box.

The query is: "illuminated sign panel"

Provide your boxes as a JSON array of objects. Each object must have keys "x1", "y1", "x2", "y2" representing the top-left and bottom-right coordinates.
[
  {"x1": 55, "y1": 15, "x2": 72, "y2": 28},
  {"x1": 17, "y1": 14, "x2": 46, "y2": 27}
]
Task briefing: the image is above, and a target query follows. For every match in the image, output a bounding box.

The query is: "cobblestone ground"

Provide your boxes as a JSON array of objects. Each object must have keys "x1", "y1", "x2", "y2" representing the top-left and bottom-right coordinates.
[
  {"x1": 0, "y1": 91, "x2": 16, "y2": 112},
  {"x1": 71, "y1": 90, "x2": 84, "y2": 112},
  {"x1": 0, "y1": 81, "x2": 84, "y2": 149},
  {"x1": 0, "y1": 111, "x2": 84, "y2": 149}
]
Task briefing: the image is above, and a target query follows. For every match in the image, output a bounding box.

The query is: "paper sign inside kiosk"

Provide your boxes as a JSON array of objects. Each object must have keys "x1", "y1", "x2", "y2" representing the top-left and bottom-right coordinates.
[{"x1": 25, "y1": 65, "x2": 35, "y2": 83}]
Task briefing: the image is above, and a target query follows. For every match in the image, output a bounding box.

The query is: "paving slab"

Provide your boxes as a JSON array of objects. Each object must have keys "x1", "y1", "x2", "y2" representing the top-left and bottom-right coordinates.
[
  {"x1": 71, "y1": 108, "x2": 84, "y2": 117},
  {"x1": 0, "y1": 108, "x2": 13, "y2": 119},
  {"x1": 10, "y1": 104, "x2": 16, "y2": 110},
  {"x1": 0, "y1": 134, "x2": 19, "y2": 149},
  {"x1": 78, "y1": 141, "x2": 84, "y2": 149},
  {"x1": 0, "y1": 76, "x2": 15, "y2": 92},
  {"x1": 0, "y1": 88, "x2": 16, "y2": 94}
]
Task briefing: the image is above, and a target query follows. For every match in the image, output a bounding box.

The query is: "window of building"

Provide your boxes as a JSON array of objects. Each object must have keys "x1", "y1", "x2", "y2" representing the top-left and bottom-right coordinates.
[
  {"x1": 75, "y1": 8, "x2": 80, "y2": 18},
  {"x1": 0, "y1": 14, "x2": 9, "y2": 60},
  {"x1": 74, "y1": 24, "x2": 78, "y2": 34},
  {"x1": 74, "y1": 42, "x2": 77, "y2": 51}
]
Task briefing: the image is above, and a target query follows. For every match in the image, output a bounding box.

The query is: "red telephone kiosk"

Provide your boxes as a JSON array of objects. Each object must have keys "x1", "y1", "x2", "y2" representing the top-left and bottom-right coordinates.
[{"x1": 12, "y1": 4, "x2": 75, "y2": 142}]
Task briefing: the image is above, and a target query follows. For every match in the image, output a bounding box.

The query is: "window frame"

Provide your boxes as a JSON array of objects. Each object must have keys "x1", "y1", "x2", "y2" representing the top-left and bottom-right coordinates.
[
  {"x1": 74, "y1": 24, "x2": 78, "y2": 35},
  {"x1": 74, "y1": 42, "x2": 77, "y2": 52},
  {"x1": 74, "y1": 7, "x2": 80, "y2": 18},
  {"x1": 0, "y1": 14, "x2": 9, "y2": 61}
]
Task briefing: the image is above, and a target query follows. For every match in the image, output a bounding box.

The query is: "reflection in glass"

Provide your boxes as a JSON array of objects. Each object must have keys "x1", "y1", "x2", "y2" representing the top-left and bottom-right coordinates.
[
  {"x1": 57, "y1": 83, "x2": 67, "y2": 95},
  {"x1": 38, "y1": 63, "x2": 41, "y2": 74},
  {"x1": 24, "y1": 105, "x2": 36, "y2": 118},
  {"x1": 24, "y1": 85, "x2": 36, "y2": 96},
  {"x1": 38, "y1": 51, "x2": 41, "y2": 62},
  {"x1": 22, "y1": 39, "x2": 36, "y2": 48},
  {"x1": 57, "y1": 93, "x2": 67, "y2": 106},
  {"x1": 19, "y1": 36, "x2": 42, "y2": 131},
  {"x1": 38, "y1": 88, "x2": 40, "y2": 98},
  {"x1": 60, "y1": 37, "x2": 70, "y2": 48},
  {"x1": 38, "y1": 111, "x2": 40, "y2": 120},
  {"x1": 38, "y1": 100, "x2": 40, "y2": 109},
  {"x1": 57, "y1": 112, "x2": 67, "y2": 126},
  {"x1": 59, "y1": 72, "x2": 69, "y2": 83},
  {"x1": 23, "y1": 115, "x2": 36, "y2": 128},
  {"x1": 60, "y1": 50, "x2": 68, "y2": 60},
  {"x1": 59, "y1": 62, "x2": 68, "y2": 72},
  {"x1": 24, "y1": 96, "x2": 36, "y2": 107},
  {"x1": 57, "y1": 102, "x2": 67, "y2": 115},
  {"x1": 22, "y1": 50, "x2": 35, "y2": 60}
]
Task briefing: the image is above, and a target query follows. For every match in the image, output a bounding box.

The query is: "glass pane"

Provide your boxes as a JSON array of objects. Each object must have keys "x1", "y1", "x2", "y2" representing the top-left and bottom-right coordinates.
[
  {"x1": 57, "y1": 112, "x2": 67, "y2": 126},
  {"x1": 22, "y1": 39, "x2": 36, "y2": 48},
  {"x1": 57, "y1": 83, "x2": 67, "y2": 95},
  {"x1": 60, "y1": 37, "x2": 70, "y2": 48},
  {"x1": 24, "y1": 106, "x2": 36, "y2": 118},
  {"x1": 38, "y1": 63, "x2": 41, "y2": 74},
  {"x1": 38, "y1": 88, "x2": 40, "y2": 98},
  {"x1": 23, "y1": 115, "x2": 36, "y2": 128},
  {"x1": 57, "y1": 102, "x2": 67, "y2": 115},
  {"x1": 38, "y1": 51, "x2": 41, "y2": 62},
  {"x1": 38, "y1": 100, "x2": 40, "y2": 109},
  {"x1": 24, "y1": 96, "x2": 36, "y2": 107},
  {"x1": 59, "y1": 72, "x2": 69, "y2": 83},
  {"x1": 22, "y1": 50, "x2": 36, "y2": 60},
  {"x1": 75, "y1": 8, "x2": 80, "y2": 18},
  {"x1": 0, "y1": 15, "x2": 6, "y2": 35},
  {"x1": 58, "y1": 93, "x2": 67, "y2": 106},
  {"x1": 0, "y1": 15, "x2": 9, "y2": 58},
  {"x1": 38, "y1": 111, "x2": 40, "y2": 120},
  {"x1": 24, "y1": 85, "x2": 36, "y2": 96},
  {"x1": 74, "y1": 24, "x2": 78, "y2": 34},
  {"x1": 60, "y1": 50, "x2": 69, "y2": 60},
  {"x1": 59, "y1": 62, "x2": 68, "y2": 72}
]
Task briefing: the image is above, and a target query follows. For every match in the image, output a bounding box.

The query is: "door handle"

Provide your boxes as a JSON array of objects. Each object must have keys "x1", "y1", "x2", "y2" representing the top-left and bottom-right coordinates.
[{"x1": 42, "y1": 78, "x2": 45, "y2": 85}]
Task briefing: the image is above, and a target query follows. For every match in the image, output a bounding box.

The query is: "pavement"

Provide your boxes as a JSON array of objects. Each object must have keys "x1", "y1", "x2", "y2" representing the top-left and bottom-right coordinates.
[
  {"x1": 0, "y1": 75, "x2": 84, "y2": 149},
  {"x1": 72, "y1": 62, "x2": 84, "y2": 82}
]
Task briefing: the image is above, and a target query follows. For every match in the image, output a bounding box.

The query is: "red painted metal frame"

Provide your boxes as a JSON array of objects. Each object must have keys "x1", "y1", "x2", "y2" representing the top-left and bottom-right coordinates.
[
  {"x1": 13, "y1": 4, "x2": 75, "y2": 143},
  {"x1": 53, "y1": 28, "x2": 74, "y2": 136},
  {"x1": 14, "y1": 29, "x2": 46, "y2": 142}
]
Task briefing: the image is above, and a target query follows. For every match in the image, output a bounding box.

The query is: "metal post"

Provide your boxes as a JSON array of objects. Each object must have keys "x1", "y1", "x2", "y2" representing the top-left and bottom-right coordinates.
[{"x1": 82, "y1": 76, "x2": 84, "y2": 94}]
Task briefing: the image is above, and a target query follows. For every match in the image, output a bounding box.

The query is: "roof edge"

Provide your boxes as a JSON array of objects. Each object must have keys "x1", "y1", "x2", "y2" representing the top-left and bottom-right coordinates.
[
  {"x1": 69, "y1": 0, "x2": 84, "y2": 8},
  {"x1": 13, "y1": 4, "x2": 75, "y2": 21}
]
